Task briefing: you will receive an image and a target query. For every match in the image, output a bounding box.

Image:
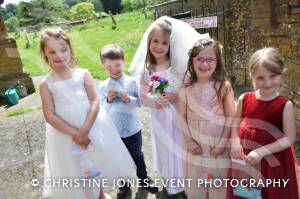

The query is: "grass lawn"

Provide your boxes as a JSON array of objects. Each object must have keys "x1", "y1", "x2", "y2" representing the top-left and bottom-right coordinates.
[{"x1": 12, "y1": 11, "x2": 153, "y2": 79}]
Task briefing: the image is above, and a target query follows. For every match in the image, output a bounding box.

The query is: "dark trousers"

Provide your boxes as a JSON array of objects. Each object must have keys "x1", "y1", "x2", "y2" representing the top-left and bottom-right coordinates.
[{"x1": 121, "y1": 130, "x2": 148, "y2": 180}]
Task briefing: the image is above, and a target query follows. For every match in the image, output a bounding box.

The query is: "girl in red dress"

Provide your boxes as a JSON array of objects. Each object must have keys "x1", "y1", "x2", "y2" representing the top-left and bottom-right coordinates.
[{"x1": 228, "y1": 47, "x2": 299, "y2": 199}]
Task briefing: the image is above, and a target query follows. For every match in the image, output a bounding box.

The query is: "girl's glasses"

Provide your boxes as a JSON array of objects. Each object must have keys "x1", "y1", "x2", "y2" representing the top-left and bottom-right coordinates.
[{"x1": 193, "y1": 57, "x2": 217, "y2": 65}]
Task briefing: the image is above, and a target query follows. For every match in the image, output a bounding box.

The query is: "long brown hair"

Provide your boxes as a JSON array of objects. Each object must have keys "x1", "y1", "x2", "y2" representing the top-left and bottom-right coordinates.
[
  {"x1": 145, "y1": 20, "x2": 172, "y2": 72},
  {"x1": 183, "y1": 38, "x2": 228, "y2": 103},
  {"x1": 40, "y1": 27, "x2": 79, "y2": 67}
]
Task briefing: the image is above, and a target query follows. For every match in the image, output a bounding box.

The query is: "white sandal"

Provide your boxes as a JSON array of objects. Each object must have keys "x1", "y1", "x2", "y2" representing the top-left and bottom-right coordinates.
[{"x1": 104, "y1": 193, "x2": 111, "y2": 199}]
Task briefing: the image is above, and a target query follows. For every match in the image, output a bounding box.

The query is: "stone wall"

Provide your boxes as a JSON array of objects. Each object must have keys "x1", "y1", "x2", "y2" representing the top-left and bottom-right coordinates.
[
  {"x1": 223, "y1": 0, "x2": 300, "y2": 139},
  {"x1": 224, "y1": 0, "x2": 251, "y2": 85},
  {"x1": 0, "y1": 38, "x2": 23, "y2": 76},
  {"x1": 0, "y1": 16, "x2": 35, "y2": 98},
  {"x1": 249, "y1": 0, "x2": 300, "y2": 139}
]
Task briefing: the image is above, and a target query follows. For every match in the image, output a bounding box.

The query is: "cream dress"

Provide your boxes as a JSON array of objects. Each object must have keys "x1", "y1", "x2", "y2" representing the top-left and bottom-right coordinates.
[
  {"x1": 42, "y1": 68, "x2": 136, "y2": 199},
  {"x1": 183, "y1": 81, "x2": 230, "y2": 199}
]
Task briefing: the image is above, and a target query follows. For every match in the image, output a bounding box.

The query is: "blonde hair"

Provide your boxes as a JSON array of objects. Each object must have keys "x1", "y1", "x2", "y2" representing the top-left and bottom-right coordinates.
[
  {"x1": 249, "y1": 47, "x2": 285, "y2": 77},
  {"x1": 145, "y1": 20, "x2": 172, "y2": 72},
  {"x1": 40, "y1": 27, "x2": 79, "y2": 67}
]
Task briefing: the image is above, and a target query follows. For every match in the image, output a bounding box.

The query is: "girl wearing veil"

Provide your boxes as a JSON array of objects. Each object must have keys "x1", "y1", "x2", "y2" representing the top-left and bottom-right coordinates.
[{"x1": 129, "y1": 17, "x2": 209, "y2": 198}]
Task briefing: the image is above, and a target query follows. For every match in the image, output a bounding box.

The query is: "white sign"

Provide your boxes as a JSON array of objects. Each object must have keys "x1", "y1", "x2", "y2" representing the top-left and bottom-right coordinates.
[{"x1": 182, "y1": 16, "x2": 218, "y2": 29}]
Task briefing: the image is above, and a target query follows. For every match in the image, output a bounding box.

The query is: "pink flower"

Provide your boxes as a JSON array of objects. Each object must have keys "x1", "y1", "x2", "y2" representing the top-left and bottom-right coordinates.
[{"x1": 146, "y1": 85, "x2": 152, "y2": 92}]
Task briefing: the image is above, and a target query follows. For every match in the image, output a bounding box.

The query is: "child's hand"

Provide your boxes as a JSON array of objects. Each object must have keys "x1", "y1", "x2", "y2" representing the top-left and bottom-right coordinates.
[
  {"x1": 121, "y1": 93, "x2": 130, "y2": 103},
  {"x1": 154, "y1": 101, "x2": 162, "y2": 109},
  {"x1": 245, "y1": 150, "x2": 263, "y2": 165},
  {"x1": 231, "y1": 141, "x2": 246, "y2": 159},
  {"x1": 187, "y1": 139, "x2": 202, "y2": 155},
  {"x1": 107, "y1": 88, "x2": 118, "y2": 103},
  {"x1": 73, "y1": 133, "x2": 90, "y2": 148},
  {"x1": 211, "y1": 143, "x2": 226, "y2": 157},
  {"x1": 162, "y1": 93, "x2": 177, "y2": 103},
  {"x1": 156, "y1": 95, "x2": 170, "y2": 107}
]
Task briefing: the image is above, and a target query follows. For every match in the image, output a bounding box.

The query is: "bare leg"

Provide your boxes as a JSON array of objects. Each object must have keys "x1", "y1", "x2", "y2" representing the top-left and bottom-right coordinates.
[{"x1": 98, "y1": 191, "x2": 105, "y2": 199}]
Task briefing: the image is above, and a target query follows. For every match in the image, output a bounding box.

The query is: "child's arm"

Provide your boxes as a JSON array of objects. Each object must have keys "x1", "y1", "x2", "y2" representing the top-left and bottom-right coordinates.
[
  {"x1": 80, "y1": 71, "x2": 100, "y2": 135},
  {"x1": 177, "y1": 87, "x2": 202, "y2": 155},
  {"x1": 246, "y1": 100, "x2": 296, "y2": 165},
  {"x1": 99, "y1": 83, "x2": 114, "y2": 111},
  {"x1": 40, "y1": 81, "x2": 79, "y2": 137},
  {"x1": 211, "y1": 82, "x2": 235, "y2": 156},
  {"x1": 231, "y1": 94, "x2": 246, "y2": 159},
  {"x1": 163, "y1": 92, "x2": 177, "y2": 104}
]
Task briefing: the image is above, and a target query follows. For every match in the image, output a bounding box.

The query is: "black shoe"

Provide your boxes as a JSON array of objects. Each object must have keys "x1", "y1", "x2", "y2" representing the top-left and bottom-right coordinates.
[
  {"x1": 117, "y1": 187, "x2": 131, "y2": 199},
  {"x1": 168, "y1": 191, "x2": 187, "y2": 199},
  {"x1": 156, "y1": 187, "x2": 169, "y2": 199},
  {"x1": 135, "y1": 187, "x2": 148, "y2": 199},
  {"x1": 141, "y1": 178, "x2": 159, "y2": 194}
]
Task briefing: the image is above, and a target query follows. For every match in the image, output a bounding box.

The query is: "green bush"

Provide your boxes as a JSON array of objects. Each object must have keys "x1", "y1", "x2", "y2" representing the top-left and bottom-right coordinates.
[
  {"x1": 69, "y1": 2, "x2": 97, "y2": 20},
  {"x1": 5, "y1": 16, "x2": 20, "y2": 32},
  {"x1": 121, "y1": 0, "x2": 151, "y2": 12}
]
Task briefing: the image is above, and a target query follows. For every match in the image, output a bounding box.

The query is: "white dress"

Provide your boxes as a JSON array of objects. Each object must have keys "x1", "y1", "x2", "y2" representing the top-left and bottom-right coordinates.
[
  {"x1": 42, "y1": 68, "x2": 136, "y2": 199},
  {"x1": 146, "y1": 66, "x2": 184, "y2": 194}
]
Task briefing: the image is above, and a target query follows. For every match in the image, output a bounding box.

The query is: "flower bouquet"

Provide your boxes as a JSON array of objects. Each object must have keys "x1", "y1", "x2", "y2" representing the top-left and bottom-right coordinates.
[{"x1": 146, "y1": 75, "x2": 169, "y2": 100}]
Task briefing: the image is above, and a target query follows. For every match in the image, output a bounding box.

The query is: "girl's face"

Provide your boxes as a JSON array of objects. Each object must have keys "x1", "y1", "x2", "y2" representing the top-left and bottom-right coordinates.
[
  {"x1": 252, "y1": 66, "x2": 282, "y2": 95},
  {"x1": 192, "y1": 46, "x2": 217, "y2": 80},
  {"x1": 43, "y1": 38, "x2": 71, "y2": 68},
  {"x1": 149, "y1": 30, "x2": 170, "y2": 60}
]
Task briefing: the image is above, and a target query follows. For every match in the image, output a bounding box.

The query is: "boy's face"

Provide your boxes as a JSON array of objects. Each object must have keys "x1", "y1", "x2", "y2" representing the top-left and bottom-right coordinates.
[{"x1": 103, "y1": 58, "x2": 125, "y2": 79}]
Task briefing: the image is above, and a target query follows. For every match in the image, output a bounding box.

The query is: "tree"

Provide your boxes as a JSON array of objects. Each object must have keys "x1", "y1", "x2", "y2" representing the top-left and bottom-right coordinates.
[
  {"x1": 121, "y1": 0, "x2": 151, "y2": 12},
  {"x1": 17, "y1": 0, "x2": 67, "y2": 26},
  {"x1": 0, "y1": 3, "x2": 18, "y2": 20},
  {"x1": 65, "y1": 0, "x2": 83, "y2": 8},
  {"x1": 17, "y1": 1, "x2": 34, "y2": 25},
  {"x1": 101, "y1": 0, "x2": 121, "y2": 14},
  {"x1": 89, "y1": 0, "x2": 103, "y2": 12},
  {"x1": 5, "y1": 3, "x2": 17, "y2": 16},
  {"x1": 5, "y1": 16, "x2": 19, "y2": 32},
  {"x1": 65, "y1": 0, "x2": 103, "y2": 12},
  {"x1": 69, "y1": 2, "x2": 96, "y2": 20}
]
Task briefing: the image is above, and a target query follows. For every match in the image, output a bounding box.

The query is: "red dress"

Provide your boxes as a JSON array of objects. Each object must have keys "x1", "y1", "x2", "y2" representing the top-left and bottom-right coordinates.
[{"x1": 227, "y1": 92, "x2": 299, "y2": 199}]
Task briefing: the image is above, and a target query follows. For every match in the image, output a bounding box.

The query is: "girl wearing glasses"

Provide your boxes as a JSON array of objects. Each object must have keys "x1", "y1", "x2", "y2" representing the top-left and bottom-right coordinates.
[{"x1": 178, "y1": 38, "x2": 235, "y2": 199}]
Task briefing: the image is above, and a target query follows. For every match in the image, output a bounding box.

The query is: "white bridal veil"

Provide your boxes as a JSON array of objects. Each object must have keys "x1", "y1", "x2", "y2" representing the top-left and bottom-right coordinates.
[{"x1": 129, "y1": 16, "x2": 210, "y2": 84}]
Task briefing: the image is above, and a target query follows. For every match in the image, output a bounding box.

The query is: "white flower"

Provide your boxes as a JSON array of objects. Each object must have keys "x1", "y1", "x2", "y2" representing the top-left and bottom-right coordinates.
[
  {"x1": 147, "y1": 93, "x2": 161, "y2": 100},
  {"x1": 153, "y1": 81, "x2": 160, "y2": 89}
]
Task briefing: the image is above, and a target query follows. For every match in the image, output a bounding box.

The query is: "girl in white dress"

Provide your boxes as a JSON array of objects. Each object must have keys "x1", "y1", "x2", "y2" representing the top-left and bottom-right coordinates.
[
  {"x1": 39, "y1": 27, "x2": 136, "y2": 199},
  {"x1": 129, "y1": 17, "x2": 210, "y2": 197}
]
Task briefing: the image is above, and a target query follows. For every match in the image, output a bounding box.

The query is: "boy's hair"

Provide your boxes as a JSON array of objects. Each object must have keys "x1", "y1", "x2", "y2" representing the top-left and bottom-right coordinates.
[
  {"x1": 249, "y1": 47, "x2": 285, "y2": 77},
  {"x1": 40, "y1": 27, "x2": 79, "y2": 67},
  {"x1": 183, "y1": 38, "x2": 228, "y2": 103},
  {"x1": 100, "y1": 44, "x2": 124, "y2": 63}
]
